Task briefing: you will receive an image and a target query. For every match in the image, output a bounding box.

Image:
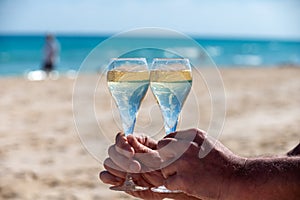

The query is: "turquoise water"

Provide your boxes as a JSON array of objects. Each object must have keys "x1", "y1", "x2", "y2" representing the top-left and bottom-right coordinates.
[{"x1": 0, "y1": 35, "x2": 299, "y2": 76}]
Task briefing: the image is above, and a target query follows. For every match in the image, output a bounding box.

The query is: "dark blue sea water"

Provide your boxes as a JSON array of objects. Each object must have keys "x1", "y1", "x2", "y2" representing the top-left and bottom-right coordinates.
[{"x1": 0, "y1": 35, "x2": 299, "y2": 76}]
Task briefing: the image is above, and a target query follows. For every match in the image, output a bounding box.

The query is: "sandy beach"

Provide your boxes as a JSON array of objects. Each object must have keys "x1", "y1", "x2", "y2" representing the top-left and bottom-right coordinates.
[{"x1": 0, "y1": 67, "x2": 299, "y2": 200}]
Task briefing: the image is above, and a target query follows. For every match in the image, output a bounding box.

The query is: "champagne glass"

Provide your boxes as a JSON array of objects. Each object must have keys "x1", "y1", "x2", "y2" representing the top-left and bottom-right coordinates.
[
  {"x1": 150, "y1": 58, "x2": 192, "y2": 193},
  {"x1": 107, "y1": 58, "x2": 149, "y2": 191}
]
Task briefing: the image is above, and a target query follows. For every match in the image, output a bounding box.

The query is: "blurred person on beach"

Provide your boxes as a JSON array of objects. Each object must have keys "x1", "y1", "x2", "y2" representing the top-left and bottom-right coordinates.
[
  {"x1": 42, "y1": 34, "x2": 60, "y2": 76},
  {"x1": 100, "y1": 129, "x2": 300, "y2": 200}
]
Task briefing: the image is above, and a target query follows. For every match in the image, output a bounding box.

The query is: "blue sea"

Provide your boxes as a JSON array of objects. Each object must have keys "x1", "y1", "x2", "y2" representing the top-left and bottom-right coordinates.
[{"x1": 0, "y1": 35, "x2": 299, "y2": 76}]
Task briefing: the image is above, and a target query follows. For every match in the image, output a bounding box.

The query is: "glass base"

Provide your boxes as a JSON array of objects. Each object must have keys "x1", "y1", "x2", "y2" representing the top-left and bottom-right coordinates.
[
  {"x1": 110, "y1": 178, "x2": 149, "y2": 192},
  {"x1": 151, "y1": 185, "x2": 182, "y2": 193}
]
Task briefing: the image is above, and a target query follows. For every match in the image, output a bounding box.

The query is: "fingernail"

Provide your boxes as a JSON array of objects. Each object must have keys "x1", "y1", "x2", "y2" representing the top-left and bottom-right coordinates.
[{"x1": 129, "y1": 147, "x2": 135, "y2": 156}]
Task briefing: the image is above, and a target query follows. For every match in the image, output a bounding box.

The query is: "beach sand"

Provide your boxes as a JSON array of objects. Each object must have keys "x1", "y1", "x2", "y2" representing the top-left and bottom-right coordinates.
[{"x1": 0, "y1": 67, "x2": 299, "y2": 199}]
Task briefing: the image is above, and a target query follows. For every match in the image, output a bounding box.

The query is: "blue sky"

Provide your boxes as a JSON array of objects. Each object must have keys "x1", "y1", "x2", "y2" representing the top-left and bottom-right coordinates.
[{"x1": 0, "y1": 0, "x2": 299, "y2": 39}]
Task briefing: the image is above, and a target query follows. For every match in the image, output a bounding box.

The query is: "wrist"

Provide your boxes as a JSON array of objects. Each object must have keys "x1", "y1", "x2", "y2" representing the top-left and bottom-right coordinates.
[
  {"x1": 225, "y1": 157, "x2": 269, "y2": 200},
  {"x1": 224, "y1": 156, "x2": 300, "y2": 200},
  {"x1": 221, "y1": 155, "x2": 248, "y2": 200}
]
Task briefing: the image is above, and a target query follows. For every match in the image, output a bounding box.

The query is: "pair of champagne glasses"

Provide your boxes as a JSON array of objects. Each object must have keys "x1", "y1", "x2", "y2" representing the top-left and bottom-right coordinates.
[{"x1": 107, "y1": 58, "x2": 192, "y2": 193}]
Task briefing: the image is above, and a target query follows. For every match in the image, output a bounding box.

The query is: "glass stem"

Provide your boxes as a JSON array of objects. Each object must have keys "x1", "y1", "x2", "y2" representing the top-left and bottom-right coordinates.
[
  {"x1": 165, "y1": 120, "x2": 178, "y2": 134},
  {"x1": 124, "y1": 173, "x2": 135, "y2": 187}
]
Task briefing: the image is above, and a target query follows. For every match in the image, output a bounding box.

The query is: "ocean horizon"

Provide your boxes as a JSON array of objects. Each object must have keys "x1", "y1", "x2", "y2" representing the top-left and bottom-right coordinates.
[{"x1": 0, "y1": 34, "x2": 299, "y2": 77}]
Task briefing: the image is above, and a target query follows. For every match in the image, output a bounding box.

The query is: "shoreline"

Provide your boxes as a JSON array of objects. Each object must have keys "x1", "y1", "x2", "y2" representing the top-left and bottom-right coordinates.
[{"x1": 0, "y1": 65, "x2": 299, "y2": 79}]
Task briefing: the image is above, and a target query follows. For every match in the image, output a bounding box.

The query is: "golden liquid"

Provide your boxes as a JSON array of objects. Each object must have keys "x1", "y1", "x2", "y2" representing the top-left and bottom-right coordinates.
[
  {"x1": 150, "y1": 70, "x2": 192, "y2": 82},
  {"x1": 107, "y1": 70, "x2": 149, "y2": 82}
]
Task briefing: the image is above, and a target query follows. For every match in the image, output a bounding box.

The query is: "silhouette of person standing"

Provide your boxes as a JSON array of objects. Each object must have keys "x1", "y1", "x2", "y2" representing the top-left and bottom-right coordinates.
[{"x1": 42, "y1": 34, "x2": 60, "y2": 76}]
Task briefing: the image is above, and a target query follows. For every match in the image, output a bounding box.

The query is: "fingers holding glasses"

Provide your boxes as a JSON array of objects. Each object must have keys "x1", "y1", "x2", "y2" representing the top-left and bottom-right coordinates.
[{"x1": 108, "y1": 145, "x2": 141, "y2": 173}]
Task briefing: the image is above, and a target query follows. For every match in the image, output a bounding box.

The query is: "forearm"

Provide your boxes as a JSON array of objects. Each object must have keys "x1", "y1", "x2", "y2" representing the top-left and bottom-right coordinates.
[{"x1": 228, "y1": 156, "x2": 300, "y2": 200}]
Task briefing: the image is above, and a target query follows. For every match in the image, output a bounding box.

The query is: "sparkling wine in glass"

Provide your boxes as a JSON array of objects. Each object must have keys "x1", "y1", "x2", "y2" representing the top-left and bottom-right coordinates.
[
  {"x1": 107, "y1": 58, "x2": 149, "y2": 191},
  {"x1": 150, "y1": 58, "x2": 192, "y2": 193}
]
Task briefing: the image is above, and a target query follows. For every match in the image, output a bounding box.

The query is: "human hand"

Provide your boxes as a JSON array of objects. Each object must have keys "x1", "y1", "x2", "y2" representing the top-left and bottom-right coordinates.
[
  {"x1": 126, "y1": 190, "x2": 201, "y2": 200},
  {"x1": 158, "y1": 128, "x2": 245, "y2": 200},
  {"x1": 100, "y1": 132, "x2": 202, "y2": 199},
  {"x1": 99, "y1": 132, "x2": 163, "y2": 187}
]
